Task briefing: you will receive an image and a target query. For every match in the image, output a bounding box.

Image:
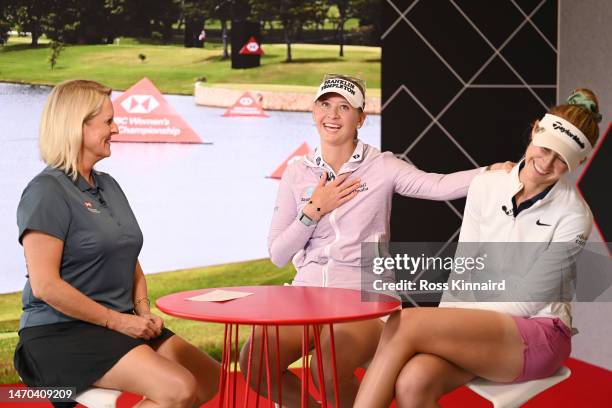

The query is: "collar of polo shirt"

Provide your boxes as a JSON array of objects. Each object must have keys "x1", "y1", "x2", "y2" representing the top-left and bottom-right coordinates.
[
  {"x1": 310, "y1": 140, "x2": 366, "y2": 179},
  {"x1": 74, "y1": 171, "x2": 104, "y2": 192}
]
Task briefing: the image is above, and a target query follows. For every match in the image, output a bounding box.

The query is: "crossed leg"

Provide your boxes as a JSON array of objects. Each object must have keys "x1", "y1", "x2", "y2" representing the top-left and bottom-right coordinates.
[
  {"x1": 152, "y1": 335, "x2": 220, "y2": 404},
  {"x1": 310, "y1": 318, "x2": 384, "y2": 408},
  {"x1": 354, "y1": 307, "x2": 525, "y2": 408},
  {"x1": 394, "y1": 353, "x2": 474, "y2": 408},
  {"x1": 94, "y1": 335, "x2": 219, "y2": 408}
]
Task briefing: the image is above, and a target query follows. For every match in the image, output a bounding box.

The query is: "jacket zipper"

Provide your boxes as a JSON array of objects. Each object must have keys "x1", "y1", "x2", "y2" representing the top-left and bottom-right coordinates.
[{"x1": 322, "y1": 209, "x2": 341, "y2": 287}]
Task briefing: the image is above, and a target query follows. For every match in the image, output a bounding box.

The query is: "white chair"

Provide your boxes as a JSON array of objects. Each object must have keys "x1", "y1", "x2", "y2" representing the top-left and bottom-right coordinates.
[
  {"x1": 74, "y1": 386, "x2": 122, "y2": 408},
  {"x1": 467, "y1": 365, "x2": 571, "y2": 408}
]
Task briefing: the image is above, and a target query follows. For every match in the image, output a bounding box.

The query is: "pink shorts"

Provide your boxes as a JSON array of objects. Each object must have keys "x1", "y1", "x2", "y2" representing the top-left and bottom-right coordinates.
[{"x1": 511, "y1": 316, "x2": 571, "y2": 382}]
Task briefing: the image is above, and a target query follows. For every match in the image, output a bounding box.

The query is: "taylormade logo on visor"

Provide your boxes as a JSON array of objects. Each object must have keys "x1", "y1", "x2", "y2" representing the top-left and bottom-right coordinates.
[
  {"x1": 321, "y1": 79, "x2": 356, "y2": 96},
  {"x1": 553, "y1": 121, "x2": 585, "y2": 149}
]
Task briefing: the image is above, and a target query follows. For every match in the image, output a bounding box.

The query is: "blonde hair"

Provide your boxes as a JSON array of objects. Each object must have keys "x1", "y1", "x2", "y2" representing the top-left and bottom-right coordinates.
[{"x1": 39, "y1": 80, "x2": 112, "y2": 180}]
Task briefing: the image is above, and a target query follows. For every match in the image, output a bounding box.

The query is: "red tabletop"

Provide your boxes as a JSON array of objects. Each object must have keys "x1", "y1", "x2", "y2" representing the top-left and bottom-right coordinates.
[{"x1": 156, "y1": 286, "x2": 401, "y2": 325}]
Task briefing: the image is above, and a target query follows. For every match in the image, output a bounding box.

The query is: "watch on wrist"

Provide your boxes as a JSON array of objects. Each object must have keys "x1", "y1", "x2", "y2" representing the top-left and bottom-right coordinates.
[{"x1": 298, "y1": 210, "x2": 317, "y2": 226}]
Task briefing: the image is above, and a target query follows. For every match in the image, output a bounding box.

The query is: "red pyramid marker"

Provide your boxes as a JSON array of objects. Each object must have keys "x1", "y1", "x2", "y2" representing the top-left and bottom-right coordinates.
[
  {"x1": 223, "y1": 92, "x2": 268, "y2": 117},
  {"x1": 269, "y1": 142, "x2": 312, "y2": 179},
  {"x1": 239, "y1": 36, "x2": 264, "y2": 55},
  {"x1": 112, "y1": 77, "x2": 203, "y2": 143}
]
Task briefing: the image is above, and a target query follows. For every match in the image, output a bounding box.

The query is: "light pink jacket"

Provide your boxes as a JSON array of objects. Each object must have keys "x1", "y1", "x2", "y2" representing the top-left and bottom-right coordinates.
[{"x1": 268, "y1": 141, "x2": 482, "y2": 289}]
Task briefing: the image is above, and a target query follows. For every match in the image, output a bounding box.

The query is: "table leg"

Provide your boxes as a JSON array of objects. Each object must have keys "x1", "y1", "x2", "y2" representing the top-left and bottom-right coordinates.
[
  {"x1": 255, "y1": 326, "x2": 265, "y2": 408},
  {"x1": 301, "y1": 324, "x2": 310, "y2": 408},
  {"x1": 233, "y1": 324, "x2": 240, "y2": 408},
  {"x1": 243, "y1": 325, "x2": 256, "y2": 408},
  {"x1": 327, "y1": 324, "x2": 340, "y2": 408},
  {"x1": 225, "y1": 324, "x2": 234, "y2": 407},
  {"x1": 274, "y1": 325, "x2": 283, "y2": 408},
  {"x1": 263, "y1": 326, "x2": 274, "y2": 408},
  {"x1": 312, "y1": 325, "x2": 328, "y2": 408},
  {"x1": 219, "y1": 324, "x2": 229, "y2": 408}
]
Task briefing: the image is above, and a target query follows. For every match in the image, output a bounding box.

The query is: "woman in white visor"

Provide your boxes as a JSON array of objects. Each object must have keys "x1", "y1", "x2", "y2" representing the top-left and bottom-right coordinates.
[{"x1": 355, "y1": 89, "x2": 602, "y2": 408}]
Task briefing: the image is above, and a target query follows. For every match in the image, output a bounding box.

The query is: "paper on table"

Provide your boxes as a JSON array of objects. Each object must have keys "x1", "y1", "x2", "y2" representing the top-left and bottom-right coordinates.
[{"x1": 186, "y1": 289, "x2": 254, "y2": 302}]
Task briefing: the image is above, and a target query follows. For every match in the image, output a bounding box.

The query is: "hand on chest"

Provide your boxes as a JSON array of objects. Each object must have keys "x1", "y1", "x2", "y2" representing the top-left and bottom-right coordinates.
[{"x1": 296, "y1": 170, "x2": 375, "y2": 211}]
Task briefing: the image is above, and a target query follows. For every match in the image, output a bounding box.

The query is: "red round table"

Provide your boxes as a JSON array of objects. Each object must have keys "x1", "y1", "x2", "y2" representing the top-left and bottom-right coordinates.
[{"x1": 156, "y1": 285, "x2": 401, "y2": 408}]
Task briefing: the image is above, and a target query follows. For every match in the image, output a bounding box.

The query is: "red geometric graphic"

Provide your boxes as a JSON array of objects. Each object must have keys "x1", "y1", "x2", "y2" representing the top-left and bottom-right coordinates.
[
  {"x1": 577, "y1": 122, "x2": 611, "y2": 255},
  {"x1": 268, "y1": 142, "x2": 312, "y2": 179},
  {"x1": 112, "y1": 77, "x2": 203, "y2": 143},
  {"x1": 223, "y1": 92, "x2": 268, "y2": 117},
  {"x1": 239, "y1": 36, "x2": 264, "y2": 55}
]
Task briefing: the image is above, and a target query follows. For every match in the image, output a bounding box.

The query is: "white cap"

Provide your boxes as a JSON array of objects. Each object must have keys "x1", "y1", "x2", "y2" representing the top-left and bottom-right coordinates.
[
  {"x1": 532, "y1": 113, "x2": 593, "y2": 172},
  {"x1": 314, "y1": 76, "x2": 365, "y2": 109}
]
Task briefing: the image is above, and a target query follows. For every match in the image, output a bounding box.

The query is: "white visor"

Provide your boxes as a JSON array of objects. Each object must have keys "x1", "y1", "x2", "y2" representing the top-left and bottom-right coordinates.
[
  {"x1": 314, "y1": 77, "x2": 365, "y2": 109},
  {"x1": 532, "y1": 113, "x2": 592, "y2": 172}
]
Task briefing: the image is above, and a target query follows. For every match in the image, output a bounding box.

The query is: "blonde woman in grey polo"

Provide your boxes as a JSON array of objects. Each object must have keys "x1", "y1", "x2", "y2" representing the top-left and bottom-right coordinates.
[{"x1": 14, "y1": 80, "x2": 219, "y2": 407}]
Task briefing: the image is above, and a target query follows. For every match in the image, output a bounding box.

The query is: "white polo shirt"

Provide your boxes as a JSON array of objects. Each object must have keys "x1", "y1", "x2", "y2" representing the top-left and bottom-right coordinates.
[{"x1": 440, "y1": 163, "x2": 592, "y2": 328}]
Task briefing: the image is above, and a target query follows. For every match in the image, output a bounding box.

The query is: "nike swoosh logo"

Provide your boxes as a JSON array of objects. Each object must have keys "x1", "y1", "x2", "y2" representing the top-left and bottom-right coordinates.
[{"x1": 536, "y1": 220, "x2": 551, "y2": 226}]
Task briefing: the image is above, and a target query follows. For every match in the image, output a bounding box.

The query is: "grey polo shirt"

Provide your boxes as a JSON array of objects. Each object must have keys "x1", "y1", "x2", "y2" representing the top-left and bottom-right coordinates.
[{"x1": 16, "y1": 166, "x2": 143, "y2": 330}]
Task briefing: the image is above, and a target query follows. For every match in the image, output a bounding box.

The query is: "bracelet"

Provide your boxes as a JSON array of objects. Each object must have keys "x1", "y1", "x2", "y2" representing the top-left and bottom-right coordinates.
[
  {"x1": 308, "y1": 200, "x2": 321, "y2": 212},
  {"x1": 134, "y1": 297, "x2": 150, "y2": 308}
]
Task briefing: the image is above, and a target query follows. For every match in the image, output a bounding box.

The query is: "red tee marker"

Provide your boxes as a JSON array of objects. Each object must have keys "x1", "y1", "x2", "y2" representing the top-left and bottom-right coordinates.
[
  {"x1": 239, "y1": 36, "x2": 264, "y2": 55},
  {"x1": 269, "y1": 142, "x2": 312, "y2": 179},
  {"x1": 112, "y1": 77, "x2": 203, "y2": 143},
  {"x1": 223, "y1": 92, "x2": 268, "y2": 117}
]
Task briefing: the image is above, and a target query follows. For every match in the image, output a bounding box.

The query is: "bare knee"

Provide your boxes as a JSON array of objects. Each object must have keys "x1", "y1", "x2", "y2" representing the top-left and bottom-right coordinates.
[
  {"x1": 171, "y1": 372, "x2": 198, "y2": 407},
  {"x1": 395, "y1": 365, "x2": 441, "y2": 408},
  {"x1": 382, "y1": 309, "x2": 426, "y2": 347},
  {"x1": 310, "y1": 354, "x2": 355, "y2": 390},
  {"x1": 160, "y1": 370, "x2": 198, "y2": 407}
]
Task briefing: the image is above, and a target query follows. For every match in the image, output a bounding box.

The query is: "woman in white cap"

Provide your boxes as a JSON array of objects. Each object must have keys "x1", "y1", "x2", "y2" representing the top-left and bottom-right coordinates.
[
  {"x1": 354, "y1": 89, "x2": 602, "y2": 408},
  {"x1": 239, "y1": 74, "x2": 512, "y2": 407}
]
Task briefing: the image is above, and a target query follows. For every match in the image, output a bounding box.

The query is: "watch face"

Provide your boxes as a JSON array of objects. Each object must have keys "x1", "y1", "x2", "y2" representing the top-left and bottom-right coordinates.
[{"x1": 299, "y1": 212, "x2": 315, "y2": 226}]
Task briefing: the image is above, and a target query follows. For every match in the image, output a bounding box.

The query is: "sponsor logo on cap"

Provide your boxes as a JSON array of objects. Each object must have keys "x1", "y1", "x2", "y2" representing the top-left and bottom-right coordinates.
[
  {"x1": 552, "y1": 121, "x2": 585, "y2": 149},
  {"x1": 321, "y1": 78, "x2": 357, "y2": 96}
]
